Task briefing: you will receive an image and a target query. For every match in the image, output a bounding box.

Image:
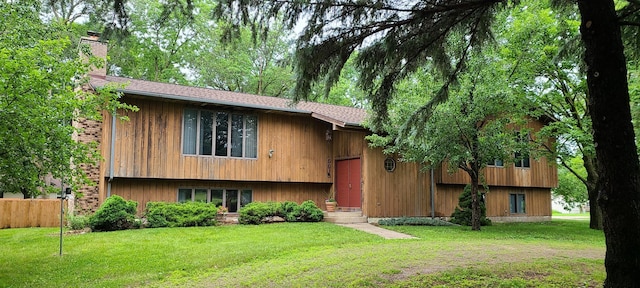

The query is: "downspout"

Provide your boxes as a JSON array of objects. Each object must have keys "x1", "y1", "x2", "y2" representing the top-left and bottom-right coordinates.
[
  {"x1": 107, "y1": 111, "x2": 116, "y2": 197},
  {"x1": 430, "y1": 168, "x2": 435, "y2": 219}
]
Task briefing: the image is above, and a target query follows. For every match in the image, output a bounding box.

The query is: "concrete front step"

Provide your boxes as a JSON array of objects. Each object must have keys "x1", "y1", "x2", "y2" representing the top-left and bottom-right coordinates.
[{"x1": 323, "y1": 211, "x2": 368, "y2": 224}]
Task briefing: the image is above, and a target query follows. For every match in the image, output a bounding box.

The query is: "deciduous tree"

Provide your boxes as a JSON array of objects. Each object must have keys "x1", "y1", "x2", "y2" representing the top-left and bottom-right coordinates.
[
  {"x1": 0, "y1": 0, "x2": 134, "y2": 197},
  {"x1": 106, "y1": 0, "x2": 198, "y2": 84},
  {"x1": 188, "y1": 21, "x2": 294, "y2": 96},
  {"x1": 497, "y1": 0, "x2": 603, "y2": 229},
  {"x1": 553, "y1": 158, "x2": 589, "y2": 212},
  {"x1": 369, "y1": 50, "x2": 530, "y2": 230}
]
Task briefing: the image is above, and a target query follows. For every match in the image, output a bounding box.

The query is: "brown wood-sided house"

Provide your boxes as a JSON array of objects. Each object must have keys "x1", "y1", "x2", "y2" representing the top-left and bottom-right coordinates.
[{"x1": 75, "y1": 35, "x2": 557, "y2": 222}]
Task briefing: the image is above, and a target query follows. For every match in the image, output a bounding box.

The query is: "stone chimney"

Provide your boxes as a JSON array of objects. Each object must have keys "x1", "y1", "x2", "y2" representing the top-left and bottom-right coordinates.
[
  {"x1": 79, "y1": 31, "x2": 107, "y2": 78},
  {"x1": 74, "y1": 31, "x2": 108, "y2": 214}
]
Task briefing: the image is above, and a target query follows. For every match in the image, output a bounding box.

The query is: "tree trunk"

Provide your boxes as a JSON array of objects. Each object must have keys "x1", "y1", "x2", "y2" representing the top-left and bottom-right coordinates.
[
  {"x1": 470, "y1": 174, "x2": 481, "y2": 231},
  {"x1": 587, "y1": 189, "x2": 603, "y2": 230},
  {"x1": 577, "y1": 1, "x2": 640, "y2": 286},
  {"x1": 583, "y1": 155, "x2": 603, "y2": 230}
]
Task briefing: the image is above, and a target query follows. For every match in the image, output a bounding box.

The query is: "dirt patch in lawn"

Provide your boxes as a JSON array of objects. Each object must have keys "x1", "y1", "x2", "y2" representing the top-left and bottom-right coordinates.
[{"x1": 384, "y1": 242, "x2": 605, "y2": 282}]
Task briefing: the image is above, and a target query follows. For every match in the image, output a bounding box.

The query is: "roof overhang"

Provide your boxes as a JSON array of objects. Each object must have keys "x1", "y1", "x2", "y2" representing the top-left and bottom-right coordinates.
[
  {"x1": 91, "y1": 81, "x2": 365, "y2": 129},
  {"x1": 310, "y1": 112, "x2": 363, "y2": 129}
]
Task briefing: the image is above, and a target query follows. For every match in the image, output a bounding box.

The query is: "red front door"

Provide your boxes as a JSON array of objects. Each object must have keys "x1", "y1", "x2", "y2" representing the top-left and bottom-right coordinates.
[{"x1": 335, "y1": 158, "x2": 361, "y2": 208}]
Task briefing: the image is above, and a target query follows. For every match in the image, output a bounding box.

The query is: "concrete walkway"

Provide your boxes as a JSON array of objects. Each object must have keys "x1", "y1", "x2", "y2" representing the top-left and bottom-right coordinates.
[{"x1": 338, "y1": 223, "x2": 418, "y2": 239}]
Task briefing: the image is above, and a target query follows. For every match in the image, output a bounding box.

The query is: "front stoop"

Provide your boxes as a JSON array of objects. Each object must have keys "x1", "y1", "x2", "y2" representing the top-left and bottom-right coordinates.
[{"x1": 323, "y1": 211, "x2": 368, "y2": 224}]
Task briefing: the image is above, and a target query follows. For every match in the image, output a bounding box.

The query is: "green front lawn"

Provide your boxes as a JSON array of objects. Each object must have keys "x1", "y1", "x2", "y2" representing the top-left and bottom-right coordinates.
[
  {"x1": 552, "y1": 210, "x2": 590, "y2": 217},
  {"x1": 1, "y1": 220, "x2": 605, "y2": 287}
]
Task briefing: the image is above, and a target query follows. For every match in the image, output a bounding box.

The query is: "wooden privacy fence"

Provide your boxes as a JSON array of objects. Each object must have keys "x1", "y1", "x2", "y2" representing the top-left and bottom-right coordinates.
[{"x1": 0, "y1": 199, "x2": 66, "y2": 228}]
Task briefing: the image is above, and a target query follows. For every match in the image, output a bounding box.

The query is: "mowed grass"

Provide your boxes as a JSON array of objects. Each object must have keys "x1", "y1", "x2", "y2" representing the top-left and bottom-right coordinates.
[
  {"x1": 1, "y1": 220, "x2": 605, "y2": 287},
  {"x1": 552, "y1": 210, "x2": 590, "y2": 217}
]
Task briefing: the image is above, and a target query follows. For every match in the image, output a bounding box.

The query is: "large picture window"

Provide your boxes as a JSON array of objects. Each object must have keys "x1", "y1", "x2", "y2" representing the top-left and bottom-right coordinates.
[
  {"x1": 509, "y1": 193, "x2": 526, "y2": 214},
  {"x1": 178, "y1": 188, "x2": 253, "y2": 213},
  {"x1": 183, "y1": 109, "x2": 257, "y2": 158}
]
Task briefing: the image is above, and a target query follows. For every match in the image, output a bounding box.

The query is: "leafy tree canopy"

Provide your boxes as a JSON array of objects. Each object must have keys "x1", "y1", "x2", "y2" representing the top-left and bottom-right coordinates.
[
  {"x1": 214, "y1": 0, "x2": 508, "y2": 129},
  {"x1": 0, "y1": 0, "x2": 135, "y2": 196},
  {"x1": 553, "y1": 157, "x2": 589, "y2": 211}
]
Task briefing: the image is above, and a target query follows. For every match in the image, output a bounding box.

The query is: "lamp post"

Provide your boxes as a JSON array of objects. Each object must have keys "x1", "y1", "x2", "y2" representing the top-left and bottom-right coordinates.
[{"x1": 58, "y1": 187, "x2": 71, "y2": 256}]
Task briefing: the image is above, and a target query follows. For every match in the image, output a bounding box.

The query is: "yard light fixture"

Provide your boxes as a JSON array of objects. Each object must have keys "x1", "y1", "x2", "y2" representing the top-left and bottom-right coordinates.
[{"x1": 58, "y1": 187, "x2": 72, "y2": 256}]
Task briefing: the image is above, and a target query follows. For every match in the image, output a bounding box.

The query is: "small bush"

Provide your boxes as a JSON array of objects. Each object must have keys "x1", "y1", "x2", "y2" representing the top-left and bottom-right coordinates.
[
  {"x1": 238, "y1": 202, "x2": 279, "y2": 224},
  {"x1": 450, "y1": 185, "x2": 492, "y2": 226},
  {"x1": 89, "y1": 195, "x2": 138, "y2": 232},
  {"x1": 279, "y1": 201, "x2": 299, "y2": 221},
  {"x1": 238, "y1": 200, "x2": 324, "y2": 224},
  {"x1": 378, "y1": 217, "x2": 456, "y2": 226},
  {"x1": 144, "y1": 202, "x2": 218, "y2": 228},
  {"x1": 291, "y1": 200, "x2": 324, "y2": 222},
  {"x1": 67, "y1": 214, "x2": 90, "y2": 230}
]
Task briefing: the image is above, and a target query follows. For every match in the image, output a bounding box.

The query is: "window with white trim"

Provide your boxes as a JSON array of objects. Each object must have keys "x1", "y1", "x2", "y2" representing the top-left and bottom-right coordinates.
[
  {"x1": 177, "y1": 188, "x2": 252, "y2": 213},
  {"x1": 183, "y1": 109, "x2": 257, "y2": 158}
]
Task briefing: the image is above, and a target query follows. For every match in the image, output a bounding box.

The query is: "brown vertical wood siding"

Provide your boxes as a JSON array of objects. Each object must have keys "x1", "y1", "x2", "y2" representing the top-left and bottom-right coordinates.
[
  {"x1": 436, "y1": 120, "x2": 558, "y2": 188},
  {"x1": 362, "y1": 147, "x2": 432, "y2": 218},
  {"x1": 437, "y1": 159, "x2": 557, "y2": 188},
  {"x1": 105, "y1": 97, "x2": 333, "y2": 183},
  {"x1": 434, "y1": 184, "x2": 551, "y2": 217},
  {"x1": 332, "y1": 130, "x2": 366, "y2": 159},
  {"x1": 98, "y1": 110, "x2": 112, "y2": 209},
  {"x1": 96, "y1": 97, "x2": 554, "y2": 220}
]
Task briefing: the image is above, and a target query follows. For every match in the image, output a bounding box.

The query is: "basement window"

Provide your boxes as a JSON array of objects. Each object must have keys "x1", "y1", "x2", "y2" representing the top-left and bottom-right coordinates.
[
  {"x1": 509, "y1": 193, "x2": 526, "y2": 214},
  {"x1": 178, "y1": 188, "x2": 252, "y2": 213}
]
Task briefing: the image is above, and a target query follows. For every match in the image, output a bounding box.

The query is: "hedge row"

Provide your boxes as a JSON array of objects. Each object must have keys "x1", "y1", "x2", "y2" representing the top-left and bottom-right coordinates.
[
  {"x1": 144, "y1": 201, "x2": 219, "y2": 228},
  {"x1": 83, "y1": 196, "x2": 324, "y2": 231},
  {"x1": 85, "y1": 196, "x2": 223, "y2": 231}
]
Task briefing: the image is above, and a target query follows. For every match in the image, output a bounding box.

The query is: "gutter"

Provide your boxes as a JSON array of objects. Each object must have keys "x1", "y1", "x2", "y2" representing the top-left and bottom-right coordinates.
[
  {"x1": 107, "y1": 111, "x2": 116, "y2": 197},
  {"x1": 115, "y1": 88, "x2": 314, "y2": 116},
  {"x1": 430, "y1": 168, "x2": 435, "y2": 219}
]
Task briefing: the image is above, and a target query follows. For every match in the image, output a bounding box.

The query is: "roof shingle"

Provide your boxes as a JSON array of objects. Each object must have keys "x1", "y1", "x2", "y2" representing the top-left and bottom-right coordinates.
[{"x1": 91, "y1": 75, "x2": 367, "y2": 127}]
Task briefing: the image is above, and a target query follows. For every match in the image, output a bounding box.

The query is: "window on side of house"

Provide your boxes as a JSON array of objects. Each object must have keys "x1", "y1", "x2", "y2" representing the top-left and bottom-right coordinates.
[
  {"x1": 514, "y1": 132, "x2": 530, "y2": 168},
  {"x1": 194, "y1": 188, "x2": 208, "y2": 202},
  {"x1": 182, "y1": 110, "x2": 198, "y2": 154},
  {"x1": 487, "y1": 159, "x2": 504, "y2": 167},
  {"x1": 177, "y1": 188, "x2": 253, "y2": 213},
  {"x1": 182, "y1": 109, "x2": 257, "y2": 158},
  {"x1": 241, "y1": 189, "x2": 253, "y2": 207},
  {"x1": 384, "y1": 157, "x2": 396, "y2": 172},
  {"x1": 178, "y1": 188, "x2": 192, "y2": 203},
  {"x1": 514, "y1": 152, "x2": 530, "y2": 168},
  {"x1": 509, "y1": 193, "x2": 526, "y2": 214}
]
